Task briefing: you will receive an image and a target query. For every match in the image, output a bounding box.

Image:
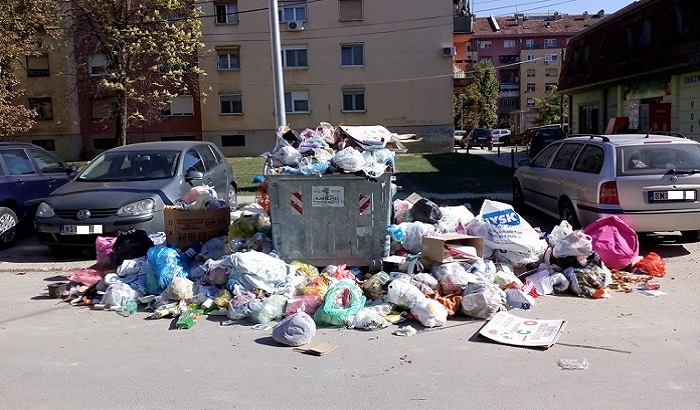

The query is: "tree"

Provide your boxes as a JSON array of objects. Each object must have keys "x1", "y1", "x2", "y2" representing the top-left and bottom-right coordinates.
[
  {"x1": 66, "y1": 0, "x2": 205, "y2": 146},
  {"x1": 453, "y1": 61, "x2": 498, "y2": 130},
  {"x1": 535, "y1": 86, "x2": 569, "y2": 126},
  {"x1": 0, "y1": 0, "x2": 61, "y2": 137}
]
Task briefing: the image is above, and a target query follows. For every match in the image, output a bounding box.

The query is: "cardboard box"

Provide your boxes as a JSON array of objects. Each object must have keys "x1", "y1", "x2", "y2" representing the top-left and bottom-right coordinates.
[
  {"x1": 422, "y1": 233, "x2": 484, "y2": 263},
  {"x1": 164, "y1": 206, "x2": 230, "y2": 250}
]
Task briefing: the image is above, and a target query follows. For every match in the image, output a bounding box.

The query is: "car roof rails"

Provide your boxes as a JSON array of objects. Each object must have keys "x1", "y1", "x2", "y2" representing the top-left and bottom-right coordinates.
[
  {"x1": 640, "y1": 130, "x2": 687, "y2": 138},
  {"x1": 566, "y1": 134, "x2": 610, "y2": 142}
]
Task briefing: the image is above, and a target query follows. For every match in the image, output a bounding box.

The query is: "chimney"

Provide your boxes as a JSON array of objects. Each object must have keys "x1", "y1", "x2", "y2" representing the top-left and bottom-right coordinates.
[{"x1": 597, "y1": 9, "x2": 605, "y2": 18}]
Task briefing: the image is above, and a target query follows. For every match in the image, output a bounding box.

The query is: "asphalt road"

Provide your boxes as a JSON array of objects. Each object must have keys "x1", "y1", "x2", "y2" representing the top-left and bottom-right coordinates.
[{"x1": 1, "y1": 148, "x2": 699, "y2": 409}]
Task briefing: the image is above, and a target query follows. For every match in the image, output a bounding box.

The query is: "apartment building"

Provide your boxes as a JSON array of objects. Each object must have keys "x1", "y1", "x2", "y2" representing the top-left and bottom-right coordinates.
[
  {"x1": 199, "y1": 0, "x2": 456, "y2": 156},
  {"x1": 11, "y1": 1, "x2": 455, "y2": 160},
  {"x1": 469, "y1": 11, "x2": 603, "y2": 133}
]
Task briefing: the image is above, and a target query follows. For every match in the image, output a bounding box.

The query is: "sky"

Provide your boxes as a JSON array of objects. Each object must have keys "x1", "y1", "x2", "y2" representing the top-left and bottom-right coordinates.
[{"x1": 470, "y1": 0, "x2": 638, "y2": 17}]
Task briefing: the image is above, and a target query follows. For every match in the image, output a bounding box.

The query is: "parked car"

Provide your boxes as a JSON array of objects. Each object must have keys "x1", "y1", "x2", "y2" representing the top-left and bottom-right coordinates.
[
  {"x1": 491, "y1": 129, "x2": 512, "y2": 145},
  {"x1": 528, "y1": 127, "x2": 567, "y2": 157},
  {"x1": 461, "y1": 128, "x2": 494, "y2": 150},
  {"x1": 512, "y1": 127, "x2": 538, "y2": 146},
  {"x1": 512, "y1": 133, "x2": 700, "y2": 239},
  {"x1": 0, "y1": 142, "x2": 76, "y2": 248},
  {"x1": 34, "y1": 141, "x2": 238, "y2": 250},
  {"x1": 453, "y1": 130, "x2": 467, "y2": 146}
]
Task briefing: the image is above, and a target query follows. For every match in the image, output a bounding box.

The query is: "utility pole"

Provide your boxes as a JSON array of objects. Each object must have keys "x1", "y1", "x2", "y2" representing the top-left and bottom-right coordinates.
[{"x1": 268, "y1": 0, "x2": 287, "y2": 129}]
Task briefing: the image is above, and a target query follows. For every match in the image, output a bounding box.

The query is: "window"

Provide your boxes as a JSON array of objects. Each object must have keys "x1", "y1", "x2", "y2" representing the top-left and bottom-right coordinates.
[
  {"x1": 550, "y1": 143, "x2": 582, "y2": 170},
  {"x1": 198, "y1": 146, "x2": 220, "y2": 170},
  {"x1": 341, "y1": 43, "x2": 364, "y2": 66},
  {"x1": 342, "y1": 89, "x2": 365, "y2": 112},
  {"x1": 284, "y1": 90, "x2": 309, "y2": 113},
  {"x1": 0, "y1": 149, "x2": 35, "y2": 175},
  {"x1": 503, "y1": 40, "x2": 515, "y2": 48},
  {"x1": 219, "y1": 93, "x2": 242, "y2": 115},
  {"x1": 184, "y1": 149, "x2": 205, "y2": 173},
  {"x1": 216, "y1": 46, "x2": 240, "y2": 70},
  {"x1": 525, "y1": 39, "x2": 535, "y2": 49},
  {"x1": 26, "y1": 53, "x2": 49, "y2": 77},
  {"x1": 526, "y1": 68, "x2": 535, "y2": 77},
  {"x1": 479, "y1": 41, "x2": 492, "y2": 49},
  {"x1": 526, "y1": 98, "x2": 535, "y2": 106},
  {"x1": 545, "y1": 83, "x2": 557, "y2": 93},
  {"x1": 531, "y1": 144, "x2": 558, "y2": 168},
  {"x1": 215, "y1": 2, "x2": 238, "y2": 24},
  {"x1": 221, "y1": 135, "x2": 245, "y2": 147},
  {"x1": 545, "y1": 53, "x2": 558, "y2": 62},
  {"x1": 91, "y1": 98, "x2": 114, "y2": 119},
  {"x1": 32, "y1": 139, "x2": 55, "y2": 151},
  {"x1": 573, "y1": 145, "x2": 605, "y2": 174},
  {"x1": 279, "y1": 1, "x2": 307, "y2": 22},
  {"x1": 544, "y1": 38, "x2": 556, "y2": 48},
  {"x1": 282, "y1": 45, "x2": 308, "y2": 68},
  {"x1": 526, "y1": 54, "x2": 535, "y2": 61},
  {"x1": 29, "y1": 97, "x2": 52, "y2": 120},
  {"x1": 339, "y1": 0, "x2": 362, "y2": 21},
  {"x1": 526, "y1": 83, "x2": 535, "y2": 92},
  {"x1": 479, "y1": 56, "x2": 493, "y2": 63},
  {"x1": 29, "y1": 148, "x2": 67, "y2": 173},
  {"x1": 545, "y1": 68, "x2": 558, "y2": 77},
  {"x1": 161, "y1": 95, "x2": 194, "y2": 116},
  {"x1": 89, "y1": 54, "x2": 109, "y2": 76}
]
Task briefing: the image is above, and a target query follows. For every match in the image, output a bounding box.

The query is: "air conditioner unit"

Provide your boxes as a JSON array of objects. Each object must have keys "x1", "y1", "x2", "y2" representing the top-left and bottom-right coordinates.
[
  {"x1": 544, "y1": 60, "x2": 550, "y2": 64},
  {"x1": 442, "y1": 46, "x2": 456, "y2": 57},
  {"x1": 287, "y1": 21, "x2": 304, "y2": 31}
]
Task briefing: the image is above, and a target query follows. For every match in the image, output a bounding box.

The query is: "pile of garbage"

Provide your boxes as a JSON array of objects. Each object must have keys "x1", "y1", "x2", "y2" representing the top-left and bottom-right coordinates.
[{"x1": 53, "y1": 124, "x2": 668, "y2": 347}]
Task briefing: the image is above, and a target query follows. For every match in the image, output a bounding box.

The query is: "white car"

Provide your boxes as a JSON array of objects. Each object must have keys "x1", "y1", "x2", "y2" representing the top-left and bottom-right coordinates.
[
  {"x1": 491, "y1": 129, "x2": 512, "y2": 144},
  {"x1": 512, "y1": 133, "x2": 700, "y2": 240}
]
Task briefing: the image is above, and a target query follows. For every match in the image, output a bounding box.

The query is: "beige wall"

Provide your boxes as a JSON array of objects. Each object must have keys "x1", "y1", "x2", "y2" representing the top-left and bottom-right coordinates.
[
  {"x1": 517, "y1": 48, "x2": 563, "y2": 129},
  {"x1": 199, "y1": 0, "x2": 455, "y2": 156}
]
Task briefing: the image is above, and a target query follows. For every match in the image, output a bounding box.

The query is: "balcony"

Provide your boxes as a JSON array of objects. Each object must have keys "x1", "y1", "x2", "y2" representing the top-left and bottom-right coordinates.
[
  {"x1": 453, "y1": 61, "x2": 474, "y2": 80},
  {"x1": 454, "y1": 15, "x2": 473, "y2": 34}
]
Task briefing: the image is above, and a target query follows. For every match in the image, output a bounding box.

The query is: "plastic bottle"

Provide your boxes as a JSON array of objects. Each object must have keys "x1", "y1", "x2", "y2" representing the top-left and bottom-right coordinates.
[{"x1": 557, "y1": 357, "x2": 589, "y2": 370}]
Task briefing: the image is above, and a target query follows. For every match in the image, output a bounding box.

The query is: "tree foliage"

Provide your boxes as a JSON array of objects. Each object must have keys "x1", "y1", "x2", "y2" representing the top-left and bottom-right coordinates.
[
  {"x1": 67, "y1": 0, "x2": 205, "y2": 145},
  {"x1": 0, "y1": 0, "x2": 61, "y2": 137},
  {"x1": 535, "y1": 86, "x2": 568, "y2": 126},
  {"x1": 453, "y1": 61, "x2": 498, "y2": 130}
]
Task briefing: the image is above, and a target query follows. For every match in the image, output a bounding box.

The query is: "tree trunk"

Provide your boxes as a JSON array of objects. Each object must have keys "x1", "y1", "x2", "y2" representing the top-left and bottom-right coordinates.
[{"x1": 116, "y1": 89, "x2": 128, "y2": 146}]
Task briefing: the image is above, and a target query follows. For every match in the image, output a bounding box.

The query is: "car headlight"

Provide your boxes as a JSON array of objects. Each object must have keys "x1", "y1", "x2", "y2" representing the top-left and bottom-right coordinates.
[
  {"x1": 36, "y1": 202, "x2": 55, "y2": 218},
  {"x1": 117, "y1": 199, "x2": 156, "y2": 216}
]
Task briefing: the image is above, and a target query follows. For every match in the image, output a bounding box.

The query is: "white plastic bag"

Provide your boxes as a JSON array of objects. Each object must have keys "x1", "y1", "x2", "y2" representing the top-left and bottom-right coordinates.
[
  {"x1": 410, "y1": 298, "x2": 448, "y2": 328},
  {"x1": 332, "y1": 147, "x2": 366, "y2": 172},
  {"x1": 553, "y1": 231, "x2": 593, "y2": 259}
]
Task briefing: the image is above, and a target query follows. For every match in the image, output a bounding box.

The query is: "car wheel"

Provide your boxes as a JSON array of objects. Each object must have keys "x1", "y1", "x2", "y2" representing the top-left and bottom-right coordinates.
[
  {"x1": 559, "y1": 199, "x2": 581, "y2": 230},
  {"x1": 488, "y1": 145, "x2": 493, "y2": 151},
  {"x1": 512, "y1": 180, "x2": 526, "y2": 212},
  {"x1": 680, "y1": 230, "x2": 700, "y2": 242},
  {"x1": 227, "y1": 184, "x2": 238, "y2": 210},
  {"x1": 0, "y1": 207, "x2": 19, "y2": 249}
]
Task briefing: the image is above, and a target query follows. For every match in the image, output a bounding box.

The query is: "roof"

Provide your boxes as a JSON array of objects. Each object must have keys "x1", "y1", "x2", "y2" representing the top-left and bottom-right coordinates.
[{"x1": 472, "y1": 12, "x2": 605, "y2": 37}]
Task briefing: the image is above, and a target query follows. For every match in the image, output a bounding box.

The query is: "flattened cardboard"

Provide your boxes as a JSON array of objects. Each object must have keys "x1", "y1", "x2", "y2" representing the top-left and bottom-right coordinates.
[
  {"x1": 293, "y1": 340, "x2": 338, "y2": 356},
  {"x1": 422, "y1": 233, "x2": 485, "y2": 263},
  {"x1": 164, "y1": 206, "x2": 230, "y2": 250}
]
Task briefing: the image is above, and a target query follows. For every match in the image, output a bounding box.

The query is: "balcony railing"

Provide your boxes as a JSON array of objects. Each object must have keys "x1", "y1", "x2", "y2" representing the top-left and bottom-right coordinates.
[{"x1": 454, "y1": 15, "x2": 473, "y2": 33}]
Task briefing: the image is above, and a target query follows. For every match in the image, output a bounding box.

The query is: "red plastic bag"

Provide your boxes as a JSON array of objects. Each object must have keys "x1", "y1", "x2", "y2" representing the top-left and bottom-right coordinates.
[
  {"x1": 632, "y1": 252, "x2": 667, "y2": 277},
  {"x1": 582, "y1": 216, "x2": 639, "y2": 270}
]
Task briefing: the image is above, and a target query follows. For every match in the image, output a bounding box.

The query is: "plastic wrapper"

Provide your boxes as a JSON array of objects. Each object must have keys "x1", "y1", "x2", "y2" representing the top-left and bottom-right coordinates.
[
  {"x1": 102, "y1": 282, "x2": 138, "y2": 307},
  {"x1": 249, "y1": 295, "x2": 286, "y2": 324},
  {"x1": 331, "y1": 146, "x2": 365, "y2": 172},
  {"x1": 314, "y1": 280, "x2": 367, "y2": 326},
  {"x1": 285, "y1": 295, "x2": 323, "y2": 316},
  {"x1": 410, "y1": 298, "x2": 448, "y2": 327},
  {"x1": 385, "y1": 279, "x2": 426, "y2": 309},
  {"x1": 272, "y1": 312, "x2": 317, "y2": 346},
  {"x1": 346, "y1": 306, "x2": 391, "y2": 330},
  {"x1": 431, "y1": 262, "x2": 477, "y2": 294},
  {"x1": 460, "y1": 281, "x2": 506, "y2": 319},
  {"x1": 160, "y1": 277, "x2": 195, "y2": 301}
]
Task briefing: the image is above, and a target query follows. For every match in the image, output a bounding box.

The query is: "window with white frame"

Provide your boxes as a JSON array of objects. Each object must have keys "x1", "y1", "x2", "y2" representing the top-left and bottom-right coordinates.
[
  {"x1": 279, "y1": 1, "x2": 307, "y2": 22},
  {"x1": 525, "y1": 39, "x2": 535, "y2": 49},
  {"x1": 339, "y1": 0, "x2": 363, "y2": 21},
  {"x1": 89, "y1": 54, "x2": 109, "y2": 76},
  {"x1": 526, "y1": 83, "x2": 535, "y2": 92},
  {"x1": 341, "y1": 43, "x2": 364, "y2": 66},
  {"x1": 219, "y1": 93, "x2": 242, "y2": 115},
  {"x1": 161, "y1": 95, "x2": 194, "y2": 116},
  {"x1": 544, "y1": 38, "x2": 556, "y2": 48},
  {"x1": 282, "y1": 45, "x2": 308, "y2": 68},
  {"x1": 284, "y1": 90, "x2": 309, "y2": 113},
  {"x1": 27, "y1": 53, "x2": 49, "y2": 77},
  {"x1": 526, "y1": 68, "x2": 535, "y2": 77},
  {"x1": 545, "y1": 53, "x2": 558, "y2": 62},
  {"x1": 342, "y1": 89, "x2": 365, "y2": 112},
  {"x1": 480, "y1": 56, "x2": 492, "y2": 63},
  {"x1": 526, "y1": 98, "x2": 535, "y2": 106},
  {"x1": 215, "y1": 2, "x2": 238, "y2": 24},
  {"x1": 29, "y1": 97, "x2": 53, "y2": 120},
  {"x1": 479, "y1": 41, "x2": 492, "y2": 49},
  {"x1": 503, "y1": 40, "x2": 515, "y2": 48},
  {"x1": 216, "y1": 46, "x2": 240, "y2": 70}
]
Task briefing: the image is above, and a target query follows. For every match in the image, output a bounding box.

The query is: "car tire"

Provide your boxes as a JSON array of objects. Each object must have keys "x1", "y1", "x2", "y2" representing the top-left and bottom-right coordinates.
[
  {"x1": 680, "y1": 230, "x2": 700, "y2": 242},
  {"x1": 559, "y1": 199, "x2": 581, "y2": 230},
  {"x1": 227, "y1": 184, "x2": 238, "y2": 210},
  {"x1": 0, "y1": 207, "x2": 19, "y2": 249},
  {"x1": 512, "y1": 180, "x2": 526, "y2": 212}
]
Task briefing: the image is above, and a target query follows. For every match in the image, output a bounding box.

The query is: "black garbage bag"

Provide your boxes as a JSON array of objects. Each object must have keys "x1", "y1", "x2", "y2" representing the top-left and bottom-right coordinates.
[
  {"x1": 410, "y1": 198, "x2": 443, "y2": 224},
  {"x1": 113, "y1": 229, "x2": 154, "y2": 265}
]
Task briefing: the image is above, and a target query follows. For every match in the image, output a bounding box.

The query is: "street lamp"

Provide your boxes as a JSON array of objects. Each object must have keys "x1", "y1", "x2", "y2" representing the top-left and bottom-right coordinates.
[{"x1": 268, "y1": 0, "x2": 286, "y2": 129}]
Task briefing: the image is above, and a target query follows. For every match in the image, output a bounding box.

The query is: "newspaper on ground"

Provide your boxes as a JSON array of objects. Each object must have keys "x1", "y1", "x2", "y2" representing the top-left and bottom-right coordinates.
[{"x1": 478, "y1": 311, "x2": 567, "y2": 349}]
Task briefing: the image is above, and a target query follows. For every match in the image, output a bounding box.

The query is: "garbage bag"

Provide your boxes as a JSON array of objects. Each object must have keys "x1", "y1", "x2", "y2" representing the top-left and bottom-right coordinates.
[
  {"x1": 113, "y1": 229, "x2": 154, "y2": 264},
  {"x1": 160, "y1": 277, "x2": 196, "y2": 301},
  {"x1": 410, "y1": 298, "x2": 448, "y2": 327},
  {"x1": 314, "y1": 279, "x2": 366, "y2": 326},
  {"x1": 145, "y1": 245, "x2": 189, "y2": 295},
  {"x1": 460, "y1": 281, "x2": 506, "y2": 319},
  {"x1": 410, "y1": 198, "x2": 443, "y2": 224},
  {"x1": 385, "y1": 279, "x2": 426, "y2": 309},
  {"x1": 272, "y1": 312, "x2": 317, "y2": 346},
  {"x1": 223, "y1": 250, "x2": 295, "y2": 294},
  {"x1": 102, "y1": 282, "x2": 137, "y2": 307},
  {"x1": 249, "y1": 295, "x2": 286, "y2": 324},
  {"x1": 582, "y1": 215, "x2": 639, "y2": 270}
]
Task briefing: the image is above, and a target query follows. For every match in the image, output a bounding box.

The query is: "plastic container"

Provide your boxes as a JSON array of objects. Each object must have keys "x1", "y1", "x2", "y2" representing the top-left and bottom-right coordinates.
[
  {"x1": 266, "y1": 173, "x2": 393, "y2": 270},
  {"x1": 47, "y1": 282, "x2": 67, "y2": 298}
]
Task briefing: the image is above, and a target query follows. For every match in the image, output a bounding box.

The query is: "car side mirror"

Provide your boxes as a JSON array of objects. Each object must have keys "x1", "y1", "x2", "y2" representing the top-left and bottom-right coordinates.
[
  {"x1": 68, "y1": 164, "x2": 78, "y2": 175},
  {"x1": 517, "y1": 158, "x2": 531, "y2": 167},
  {"x1": 186, "y1": 170, "x2": 204, "y2": 181}
]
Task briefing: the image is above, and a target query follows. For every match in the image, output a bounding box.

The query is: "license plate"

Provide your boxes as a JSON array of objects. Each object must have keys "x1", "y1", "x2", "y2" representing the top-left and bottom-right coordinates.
[
  {"x1": 60, "y1": 225, "x2": 103, "y2": 235},
  {"x1": 649, "y1": 190, "x2": 696, "y2": 202}
]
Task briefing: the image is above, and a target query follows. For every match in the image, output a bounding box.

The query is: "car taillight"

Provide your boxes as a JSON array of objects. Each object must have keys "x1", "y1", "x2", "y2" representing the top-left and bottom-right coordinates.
[{"x1": 599, "y1": 181, "x2": 619, "y2": 204}]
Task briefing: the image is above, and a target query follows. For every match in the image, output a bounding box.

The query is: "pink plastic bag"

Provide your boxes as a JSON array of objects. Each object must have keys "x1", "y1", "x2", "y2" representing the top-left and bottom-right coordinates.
[
  {"x1": 582, "y1": 216, "x2": 639, "y2": 270},
  {"x1": 95, "y1": 236, "x2": 117, "y2": 267}
]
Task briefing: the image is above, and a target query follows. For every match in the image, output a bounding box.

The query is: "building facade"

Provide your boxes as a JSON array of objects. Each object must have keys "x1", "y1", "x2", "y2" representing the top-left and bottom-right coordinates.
[{"x1": 558, "y1": 0, "x2": 700, "y2": 139}]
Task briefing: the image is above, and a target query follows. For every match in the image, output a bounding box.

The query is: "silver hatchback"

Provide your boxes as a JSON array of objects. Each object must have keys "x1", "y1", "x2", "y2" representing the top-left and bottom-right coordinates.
[{"x1": 512, "y1": 134, "x2": 700, "y2": 239}]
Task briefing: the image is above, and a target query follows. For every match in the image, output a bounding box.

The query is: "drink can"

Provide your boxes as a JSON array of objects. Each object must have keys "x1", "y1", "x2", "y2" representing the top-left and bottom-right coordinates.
[{"x1": 644, "y1": 280, "x2": 660, "y2": 290}]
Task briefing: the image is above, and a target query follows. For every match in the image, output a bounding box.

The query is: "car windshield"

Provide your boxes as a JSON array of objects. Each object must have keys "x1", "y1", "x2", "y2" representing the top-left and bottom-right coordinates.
[
  {"x1": 618, "y1": 144, "x2": 700, "y2": 175},
  {"x1": 77, "y1": 151, "x2": 180, "y2": 181},
  {"x1": 473, "y1": 129, "x2": 491, "y2": 137}
]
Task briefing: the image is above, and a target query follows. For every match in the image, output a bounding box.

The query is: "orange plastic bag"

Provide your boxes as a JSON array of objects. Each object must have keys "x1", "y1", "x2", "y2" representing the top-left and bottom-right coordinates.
[{"x1": 632, "y1": 252, "x2": 666, "y2": 277}]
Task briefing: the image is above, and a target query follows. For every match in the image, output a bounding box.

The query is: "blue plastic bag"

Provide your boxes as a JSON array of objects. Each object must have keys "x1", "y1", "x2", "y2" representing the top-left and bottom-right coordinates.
[{"x1": 146, "y1": 245, "x2": 189, "y2": 295}]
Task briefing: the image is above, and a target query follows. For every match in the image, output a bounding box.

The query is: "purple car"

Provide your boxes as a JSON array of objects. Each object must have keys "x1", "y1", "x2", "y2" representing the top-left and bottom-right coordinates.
[{"x1": 0, "y1": 142, "x2": 76, "y2": 248}]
